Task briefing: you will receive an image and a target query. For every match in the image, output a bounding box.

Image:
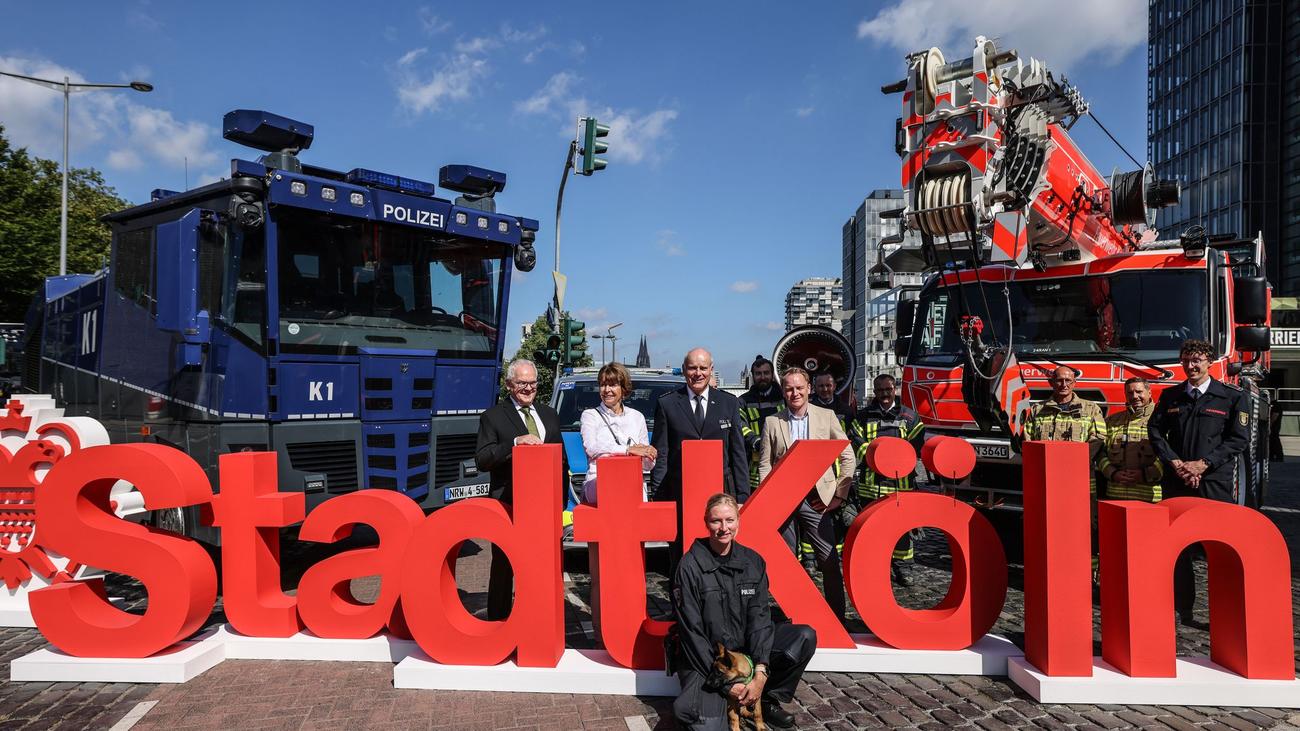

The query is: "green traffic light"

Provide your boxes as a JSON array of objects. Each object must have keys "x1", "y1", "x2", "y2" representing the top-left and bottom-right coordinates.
[{"x1": 580, "y1": 118, "x2": 610, "y2": 176}]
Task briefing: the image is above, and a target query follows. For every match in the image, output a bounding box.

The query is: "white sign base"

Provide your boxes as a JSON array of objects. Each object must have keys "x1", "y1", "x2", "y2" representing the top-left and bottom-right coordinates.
[
  {"x1": 10, "y1": 629, "x2": 225, "y2": 684},
  {"x1": 393, "y1": 634, "x2": 1020, "y2": 697},
  {"x1": 1008, "y1": 656, "x2": 1300, "y2": 707},
  {"x1": 809, "y1": 634, "x2": 1020, "y2": 675}
]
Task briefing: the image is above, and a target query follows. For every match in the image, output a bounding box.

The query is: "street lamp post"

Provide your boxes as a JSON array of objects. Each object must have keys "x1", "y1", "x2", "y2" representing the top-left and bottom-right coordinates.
[
  {"x1": 606, "y1": 322, "x2": 623, "y2": 364},
  {"x1": 0, "y1": 70, "x2": 153, "y2": 275}
]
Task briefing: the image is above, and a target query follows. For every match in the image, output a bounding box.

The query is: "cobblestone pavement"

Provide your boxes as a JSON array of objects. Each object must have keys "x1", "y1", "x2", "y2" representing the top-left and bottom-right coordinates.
[{"x1": 2, "y1": 445, "x2": 1300, "y2": 729}]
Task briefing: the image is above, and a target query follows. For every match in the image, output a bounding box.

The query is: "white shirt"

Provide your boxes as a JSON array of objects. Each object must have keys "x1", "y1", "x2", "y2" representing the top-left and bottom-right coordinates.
[
  {"x1": 788, "y1": 409, "x2": 809, "y2": 442},
  {"x1": 1187, "y1": 379, "x2": 1211, "y2": 398},
  {"x1": 688, "y1": 387, "x2": 710, "y2": 420},
  {"x1": 510, "y1": 397, "x2": 547, "y2": 444},
  {"x1": 579, "y1": 402, "x2": 653, "y2": 505}
]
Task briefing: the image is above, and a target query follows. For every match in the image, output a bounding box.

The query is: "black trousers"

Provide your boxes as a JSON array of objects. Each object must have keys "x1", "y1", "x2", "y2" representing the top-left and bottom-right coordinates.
[
  {"x1": 487, "y1": 543, "x2": 513, "y2": 621},
  {"x1": 673, "y1": 623, "x2": 816, "y2": 731},
  {"x1": 1166, "y1": 478, "x2": 1232, "y2": 617}
]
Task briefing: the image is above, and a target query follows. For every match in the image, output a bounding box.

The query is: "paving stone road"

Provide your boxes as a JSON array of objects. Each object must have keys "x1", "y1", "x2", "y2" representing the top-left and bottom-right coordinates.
[{"x1": 1, "y1": 443, "x2": 1299, "y2": 730}]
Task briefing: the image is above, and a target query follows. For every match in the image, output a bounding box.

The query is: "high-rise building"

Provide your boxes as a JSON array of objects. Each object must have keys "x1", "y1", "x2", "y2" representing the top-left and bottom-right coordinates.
[
  {"x1": 842, "y1": 189, "x2": 926, "y2": 397},
  {"x1": 1148, "y1": 0, "x2": 1296, "y2": 292},
  {"x1": 784, "y1": 278, "x2": 843, "y2": 332}
]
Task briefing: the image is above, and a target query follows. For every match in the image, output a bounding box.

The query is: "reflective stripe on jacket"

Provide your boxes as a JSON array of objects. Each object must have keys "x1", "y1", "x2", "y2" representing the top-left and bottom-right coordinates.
[{"x1": 851, "y1": 401, "x2": 924, "y2": 500}]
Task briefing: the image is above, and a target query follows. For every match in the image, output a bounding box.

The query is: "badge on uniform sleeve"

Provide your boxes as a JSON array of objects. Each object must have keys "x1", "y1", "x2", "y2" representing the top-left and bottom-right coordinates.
[{"x1": 1240, "y1": 411, "x2": 1249, "y2": 426}]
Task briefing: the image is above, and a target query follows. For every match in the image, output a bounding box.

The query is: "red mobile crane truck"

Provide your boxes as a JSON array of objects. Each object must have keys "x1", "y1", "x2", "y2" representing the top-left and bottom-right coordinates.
[{"x1": 884, "y1": 36, "x2": 1275, "y2": 511}]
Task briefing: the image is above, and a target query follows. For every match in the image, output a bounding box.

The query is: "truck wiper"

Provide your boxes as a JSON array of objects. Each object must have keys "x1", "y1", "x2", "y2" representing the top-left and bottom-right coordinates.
[
  {"x1": 1012, "y1": 351, "x2": 1079, "y2": 377},
  {"x1": 1062, "y1": 351, "x2": 1176, "y2": 380}
]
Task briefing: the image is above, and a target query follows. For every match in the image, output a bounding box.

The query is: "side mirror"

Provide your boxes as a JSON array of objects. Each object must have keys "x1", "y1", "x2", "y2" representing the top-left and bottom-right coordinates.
[
  {"x1": 155, "y1": 208, "x2": 211, "y2": 366},
  {"x1": 895, "y1": 335, "x2": 912, "y2": 364},
  {"x1": 1235, "y1": 325, "x2": 1271, "y2": 352},
  {"x1": 895, "y1": 300, "x2": 917, "y2": 337},
  {"x1": 1233, "y1": 275, "x2": 1269, "y2": 324}
]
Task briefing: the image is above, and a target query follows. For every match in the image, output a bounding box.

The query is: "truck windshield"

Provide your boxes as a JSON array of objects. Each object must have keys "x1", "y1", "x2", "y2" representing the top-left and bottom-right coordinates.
[
  {"x1": 275, "y1": 209, "x2": 507, "y2": 357},
  {"x1": 908, "y1": 269, "x2": 1207, "y2": 365}
]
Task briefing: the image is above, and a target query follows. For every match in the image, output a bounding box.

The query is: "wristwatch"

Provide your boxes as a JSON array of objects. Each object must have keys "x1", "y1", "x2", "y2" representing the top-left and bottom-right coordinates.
[{"x1": 754, "y1": 663, "x2": 768, "y2": 676}]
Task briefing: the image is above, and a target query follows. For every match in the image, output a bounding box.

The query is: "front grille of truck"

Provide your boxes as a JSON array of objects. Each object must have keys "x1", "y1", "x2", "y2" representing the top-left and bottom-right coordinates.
[
  {"x1": 286, "y1": 440, "x2": 358, "y2": 492},
  {"x1": 434, "y1": 433, "x2": 477, "y2": 487}
]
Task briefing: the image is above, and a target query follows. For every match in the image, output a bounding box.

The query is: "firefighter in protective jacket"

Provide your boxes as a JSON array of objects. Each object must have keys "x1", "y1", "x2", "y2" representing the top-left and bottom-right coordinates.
[
  {"x1": 739, "y1": 356, "x2": 784, "y2": 491},
  {"x1": 850, "y1": 373, "x2": 924, "y2": 585},
  {"x1": 1098, "y1": 377, "x2": 1163, "y2": 502},
  {"x1": 1024, "y1": 366, "x2": 1106, "y2": 492}
]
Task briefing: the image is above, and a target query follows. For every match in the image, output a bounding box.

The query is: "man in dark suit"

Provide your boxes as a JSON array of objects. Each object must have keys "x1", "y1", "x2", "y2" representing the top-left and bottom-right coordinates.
[
  {"x1": 1147, "y1": 338, "x2": 1250, "y2": 627},
  {"x1": 475, "y1": 358, "x2": 564, "y2": 621},
  {"x1": 651, "y1": 348, "x2": 750, "y2": 573}
]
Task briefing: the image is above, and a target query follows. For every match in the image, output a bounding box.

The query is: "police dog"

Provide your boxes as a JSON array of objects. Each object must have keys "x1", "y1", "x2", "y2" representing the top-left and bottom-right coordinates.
[{"x1": 706, "y1": 642, "x2": 765, "y2": 731}]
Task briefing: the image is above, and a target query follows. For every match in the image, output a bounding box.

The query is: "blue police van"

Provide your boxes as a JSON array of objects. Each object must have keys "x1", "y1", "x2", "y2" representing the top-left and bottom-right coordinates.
[{"x1": 21, "y1": 110, "x2": 538, "y2": 542}]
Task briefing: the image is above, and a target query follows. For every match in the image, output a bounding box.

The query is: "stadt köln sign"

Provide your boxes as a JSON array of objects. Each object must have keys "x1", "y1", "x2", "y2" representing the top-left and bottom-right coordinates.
[{"x1": 2, "y1": 396, "x2": 1298, "y2": 706}]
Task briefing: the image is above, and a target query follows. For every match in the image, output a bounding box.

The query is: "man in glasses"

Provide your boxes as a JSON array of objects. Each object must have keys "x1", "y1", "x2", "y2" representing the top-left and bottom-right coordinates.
[
  {"x1": 1147, "y1": 338, "x2": 1250, "y2": 627},
  {"x1": 475, "y1": 358, "x2": 566, "y2": 620}
]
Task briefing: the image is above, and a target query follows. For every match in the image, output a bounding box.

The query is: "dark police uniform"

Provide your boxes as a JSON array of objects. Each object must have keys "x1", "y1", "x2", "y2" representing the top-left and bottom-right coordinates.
[
  {"x1": 1147, "y1": 378, "x2": 1249, "y2": 504},
  {"x1": 1146, "y1": 377, "x2": 1250, "y2": 618},
  {"x1": 672, "y1": 538, "x2": 816, "y2": 731}
]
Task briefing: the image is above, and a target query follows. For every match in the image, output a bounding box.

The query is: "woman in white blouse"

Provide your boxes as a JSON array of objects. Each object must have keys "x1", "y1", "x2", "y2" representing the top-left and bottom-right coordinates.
[{"x1": 579, "y1": 362, "x2": 657, "y2": 505}]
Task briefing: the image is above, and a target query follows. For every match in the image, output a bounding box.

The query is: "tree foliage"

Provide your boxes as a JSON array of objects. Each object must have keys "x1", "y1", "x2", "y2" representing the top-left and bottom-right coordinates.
[
  {"x1": 0, "y1": 125, "x2": 129, "y2": 321},
  {"x1": 500, "y1": 312, "x2": 594, "y2": 405}
]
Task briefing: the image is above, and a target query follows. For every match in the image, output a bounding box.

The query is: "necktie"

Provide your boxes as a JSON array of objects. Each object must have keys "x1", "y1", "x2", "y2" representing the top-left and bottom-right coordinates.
[
  {"x1": 520, "y1": 406, "x2": 540, "y2": 437},
  {"x1": 693, "y1": 395, "x2": 705, "y2": 429},
  {"x1": 1189, "y1": 387, "x2": 1200, "y2": 402}
]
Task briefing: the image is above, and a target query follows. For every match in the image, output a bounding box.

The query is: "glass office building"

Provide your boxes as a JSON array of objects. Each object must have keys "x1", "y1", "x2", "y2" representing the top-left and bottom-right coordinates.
[{"x1": 1148, "y1": 0, "x2": 1296, "y2": 292}]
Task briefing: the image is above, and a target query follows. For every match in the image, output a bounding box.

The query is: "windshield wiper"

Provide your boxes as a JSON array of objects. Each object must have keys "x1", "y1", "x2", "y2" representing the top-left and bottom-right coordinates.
[
  {"x1": 1012, "y1": 351, "x2": 1079, "y2": 377},
  {"x1": 1058, "y1": 351, "x2": 1176, "y2": 380}
]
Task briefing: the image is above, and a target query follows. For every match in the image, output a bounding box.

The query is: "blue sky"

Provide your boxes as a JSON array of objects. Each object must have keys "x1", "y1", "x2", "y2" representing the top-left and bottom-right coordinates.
[{"x1": 0, "y1": 1, "x2": 1148, "y2": 382}]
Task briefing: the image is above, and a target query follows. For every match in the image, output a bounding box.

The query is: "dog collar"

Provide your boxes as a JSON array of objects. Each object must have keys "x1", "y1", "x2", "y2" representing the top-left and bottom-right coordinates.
[{"x1": 740, "y1": 654, "x2": 755, "y2": 684}]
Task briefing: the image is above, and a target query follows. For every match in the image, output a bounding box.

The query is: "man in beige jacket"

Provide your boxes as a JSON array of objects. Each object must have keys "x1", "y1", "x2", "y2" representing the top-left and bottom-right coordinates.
[{"x1": 758, "y1": 367, "x2": 857, "y2": 622}]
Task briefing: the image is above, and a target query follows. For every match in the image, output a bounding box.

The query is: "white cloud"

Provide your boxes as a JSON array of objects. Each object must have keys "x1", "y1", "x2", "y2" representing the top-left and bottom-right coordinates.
[
  {"x1": 397, "y1": 48, "x2": 428, "y2": 67},
  {"x1": 454, "y1": 37, "x2": 499, "y2": 54},
  {"x1": 730, "y1": 281, "x2": 759, "y2": 293},
  {"x1": 596, "y1": 107, "x2": 678, "y2": 165},
  {"x1": 857, "y1": 0, "x2": 1145, "y2": 72},
  {"x1": 502, "y1": 23, "x2": 548, "y2": 43},
  {"x1": 397, "y1": 53, "x2": 490, "y2": 114},
  {"x1": 515, "y1": 72, "x2": 575, "y2": 115},
  {"x1": 515, "y1": 72, "x2": 680, "y2": 165},
  {"x1": 112, "y1": 106, "x2": 220, "y2": 170},
  {"x1": 417, "y1": 8, "x2": 451, "y2": 35},
  {"x1": 655, "y1": 229, "x2": 685, "y2": 257},
  {"x1": 763, "y1": 321, "x2": 783, "y2": 331},
  {"x1": 0, "y1": 56, "x2": 218, "y2": 174},
  {"x1": 575, "y1": 307, "x2": 607, "y2": 321},
  {"x1": 795, "y1": 106, "x2": 815, "y2": 118}
]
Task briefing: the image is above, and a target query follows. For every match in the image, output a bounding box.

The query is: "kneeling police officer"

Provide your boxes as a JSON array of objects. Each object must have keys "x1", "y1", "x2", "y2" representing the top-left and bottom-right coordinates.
[{"x1": 672, "y1": 493, "x2": 816, "y2": 730}]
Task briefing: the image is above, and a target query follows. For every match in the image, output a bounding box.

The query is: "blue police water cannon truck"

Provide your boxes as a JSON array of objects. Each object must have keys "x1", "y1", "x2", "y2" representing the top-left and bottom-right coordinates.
[{"x1": 20, "y1": 110, "x2": 539, "y2": 542}]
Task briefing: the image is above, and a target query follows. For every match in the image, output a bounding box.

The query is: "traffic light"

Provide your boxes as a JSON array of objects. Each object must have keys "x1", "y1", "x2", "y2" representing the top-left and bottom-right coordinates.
[
  {"x1": 579, "y1": 117, "x2": 610, "y2": 176},
  {"x1": 562, "y1": 315, "x2": 587, "y2": 365},
  {"x1": 534, "y1": 332, "x2": 563, "y2": 367}
]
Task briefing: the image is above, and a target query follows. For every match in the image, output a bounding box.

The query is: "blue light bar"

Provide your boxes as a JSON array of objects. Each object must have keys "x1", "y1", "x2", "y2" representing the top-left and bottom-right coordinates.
[
  {"x1": 151, "y1": 189, "x2": 180, "y2": 201},
  {"x1": 345, "y1": 168, "x2": 436, "y2": 197}
]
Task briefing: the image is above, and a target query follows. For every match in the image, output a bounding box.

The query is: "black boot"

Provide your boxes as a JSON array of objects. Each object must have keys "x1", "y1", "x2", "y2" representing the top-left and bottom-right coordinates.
[
  {"x1": 891, "y1": 560, "x2": 912, "y2": 587},
  {"x1": 763, "y1": 698, "x2": 796, "y2": 729}
]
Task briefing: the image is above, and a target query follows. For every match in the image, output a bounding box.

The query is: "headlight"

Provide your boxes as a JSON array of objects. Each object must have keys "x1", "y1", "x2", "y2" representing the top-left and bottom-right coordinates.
[
  {"x1": 321, "y1": 187, "x2": 337, "y2": 202},
  {"x1": 289, "y1": 181, "x2": 307, "y2": 196},
  {"x1": 349, "y1": 192, "x2": 365, "y2": 207}
]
